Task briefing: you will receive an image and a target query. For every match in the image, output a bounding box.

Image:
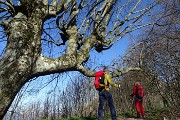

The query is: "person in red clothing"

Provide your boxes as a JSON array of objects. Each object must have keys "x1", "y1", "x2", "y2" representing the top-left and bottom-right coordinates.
[{"x1": 130, "y1": 82, "x2": 145, "y2": 118}]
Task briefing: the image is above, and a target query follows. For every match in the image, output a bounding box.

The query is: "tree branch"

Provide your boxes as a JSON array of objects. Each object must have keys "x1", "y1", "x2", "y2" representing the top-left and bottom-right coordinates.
[
  {"x1": 0, "y1": 20, "x2": 10, "y2": 28},
  {"x1": 32, "y1": 54, "x2": 77, "y2": 78},
  {"x1": 41, "y1": 39, "x2": 61, "y2": 46},
  {"x1": 0, "y1": 0, "x2": 15, "y2": 15},
  {"x1": 111, "y1": 67, "x2": 142, "y2": 77},
  {"x1": 66, "y1": 26, "x2": 78, "y2": 54},
  {"x1": 43, "y1": 0, "x2": 71, "y2": 19},
  {"x1": 77, "y1": 35, "x2": 96, "y2": 64},
  {"x1": 76, "y1": 64, "x2": 142, "y2": 78},
  {"x1": 76, "y1": 64, "x2": 95, "y2": 77},
  {"x1": 105, "y1": 0, "x2": 159, "y2": 46},
  {"x1": 94, "y1": 0, "x2": 115, "y2": 33}
]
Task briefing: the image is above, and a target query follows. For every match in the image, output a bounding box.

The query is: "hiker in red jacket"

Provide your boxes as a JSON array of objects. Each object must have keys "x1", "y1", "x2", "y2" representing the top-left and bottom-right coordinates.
[{"x1": 130, "y1": 82, "x2": 145, "y2": 118}]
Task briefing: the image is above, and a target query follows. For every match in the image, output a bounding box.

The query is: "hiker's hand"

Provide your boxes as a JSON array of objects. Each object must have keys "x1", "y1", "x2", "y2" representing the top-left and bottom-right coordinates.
[{"x1": 118, "y1": 84, "x2": 121, "y2": 88}]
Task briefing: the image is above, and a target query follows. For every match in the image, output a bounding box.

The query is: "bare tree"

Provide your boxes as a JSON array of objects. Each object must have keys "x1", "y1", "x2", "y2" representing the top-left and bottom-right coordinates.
[
  {"x1": 141, "y1": 0, "x2": 180, "y2": 110},
  {"x1": 112, "y1": 0, "x2": 180, "y2": 118},
  {"x1": 0, "y1": 0, "x2": 159, "y2": 118}
]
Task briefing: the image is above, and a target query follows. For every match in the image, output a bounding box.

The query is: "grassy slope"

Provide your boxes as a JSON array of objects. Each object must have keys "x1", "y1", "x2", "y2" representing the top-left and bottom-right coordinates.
[{"x1": 43, "y1": 109, "x2": 180, "y2": 120}]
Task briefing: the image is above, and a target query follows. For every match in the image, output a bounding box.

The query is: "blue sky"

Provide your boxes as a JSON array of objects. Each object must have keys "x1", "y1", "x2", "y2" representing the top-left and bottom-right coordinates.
[{"x1": 90, "y1": 35, "x2": 130, "y2": 68}]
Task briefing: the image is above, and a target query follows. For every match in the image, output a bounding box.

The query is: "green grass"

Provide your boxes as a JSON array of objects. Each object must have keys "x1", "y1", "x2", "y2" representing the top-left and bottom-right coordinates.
[
  {"x1": 42, "y1": 116, "x2": 97, "y2": 120},
  {"x1": 42, "y1": 109, "x2": 164, "y2": 120},
  {"x1": 66, "y1": 116, "x2": 96, "y2": 120},
  {"x1": 144, "y1": 109, "x2": 161, "y2": 120},
  {"x1": 42, "y1": 115, "x2": 113, "y2": 120},
  {"x1": 120, "y1": 109, "x2": 162, "y2": 120}
]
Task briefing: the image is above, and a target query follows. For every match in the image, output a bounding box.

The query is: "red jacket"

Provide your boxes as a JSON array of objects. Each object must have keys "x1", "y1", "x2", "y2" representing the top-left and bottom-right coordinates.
[{"x1": 131, "y1": 84, "x2": 144, "y2": 98}]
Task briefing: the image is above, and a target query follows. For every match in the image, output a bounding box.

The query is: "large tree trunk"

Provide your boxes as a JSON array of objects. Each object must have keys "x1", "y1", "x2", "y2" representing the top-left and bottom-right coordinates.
[{"x1": 0, "y1": 11, "x2": 42, "y2": 119}]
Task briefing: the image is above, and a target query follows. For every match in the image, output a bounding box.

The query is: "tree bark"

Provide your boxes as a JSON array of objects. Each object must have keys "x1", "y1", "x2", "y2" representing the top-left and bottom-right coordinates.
[{"x1": 0, "y1": 9, "x2": 43, "y2": 119}]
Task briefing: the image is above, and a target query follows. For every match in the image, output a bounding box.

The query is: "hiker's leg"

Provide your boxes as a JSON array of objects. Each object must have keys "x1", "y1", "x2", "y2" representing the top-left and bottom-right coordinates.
[
  {"x1": 98, "y1": 92, "x2": 105, "y2": 120},
  {"x1": 106, "y1": 91, "x2": 117, "y2": 120},
  {"x1": 139, "y1": 101, "x2": 145, "y2": 117},
  {"x1": 135, "y1": 101, "x2": 140, "y2": 117}
]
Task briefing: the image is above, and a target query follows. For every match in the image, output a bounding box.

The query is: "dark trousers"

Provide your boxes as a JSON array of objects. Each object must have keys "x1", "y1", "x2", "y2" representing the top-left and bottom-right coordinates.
[{"x1": 98, "y1": 91, "x2": 117, "y2": 120}]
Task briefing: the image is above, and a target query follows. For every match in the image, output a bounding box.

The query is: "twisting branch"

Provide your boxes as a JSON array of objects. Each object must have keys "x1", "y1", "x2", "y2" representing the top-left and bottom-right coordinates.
[
  {"x1": 76, "y1": 0, "x2": 159, "y2": 55},
  {"x1": 41, "y1": 39, "x2": 61, "y2": 46},
  {"x1": 94, "y1": 0, "x2": 115, "y2": 33},
  {"x1": 43, "y1": 29, "x2": 57, "y2": 42},
  {"x1": 43, "y1": 0, "x2": 69, "y2": 19},
  {"x1": 76, "y1": 64, "x2": 142, "y2": 78},
  {"x1": 139, "y1": 42, "x2": 145, "y2": 68},
  {"x1": 76, "y1": 64, "x2": 95, "y2": 77},
  {"x1": 78, "y1": 0, "x2": 104, "y2": 35},
  {"x1": 0, "y1": 20, "x2": 10, "y2": 28},
  {"x1": 113, "y1": 22, "x2": 154, "y2": 44},
  {"x1": 6, "y1": 0, "x2": 12, "y2": 5},
  {"x1": 111, "y1": 0, "x2": 141, "y2": 32},
  {"x1": 107, "y1": 1, "x2": 159, "y2": 46},
  {"x1": 39, "y1": 0, "x2": 160, "y2": 77},
  {"x1": 0, "y1": 0, "x2": 15, "y2": 16},
  {"x1": 111, "y1": 67, "x2": 142, "y2": 77},
  {"x1": 50, "y1": 0, "x2": 59, "y2": 6},
  {"x1": 0, "y1": 35, "x2": 6, "y2": 40},
  {"x1": 122, "y1": 42, "x2": 144, "y2": 62}
]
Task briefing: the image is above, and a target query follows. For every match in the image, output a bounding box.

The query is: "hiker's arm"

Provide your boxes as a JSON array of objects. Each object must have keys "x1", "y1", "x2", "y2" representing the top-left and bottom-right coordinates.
[{"x1": 106, "y1": 74, "x2": 118, "y2": 87}]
